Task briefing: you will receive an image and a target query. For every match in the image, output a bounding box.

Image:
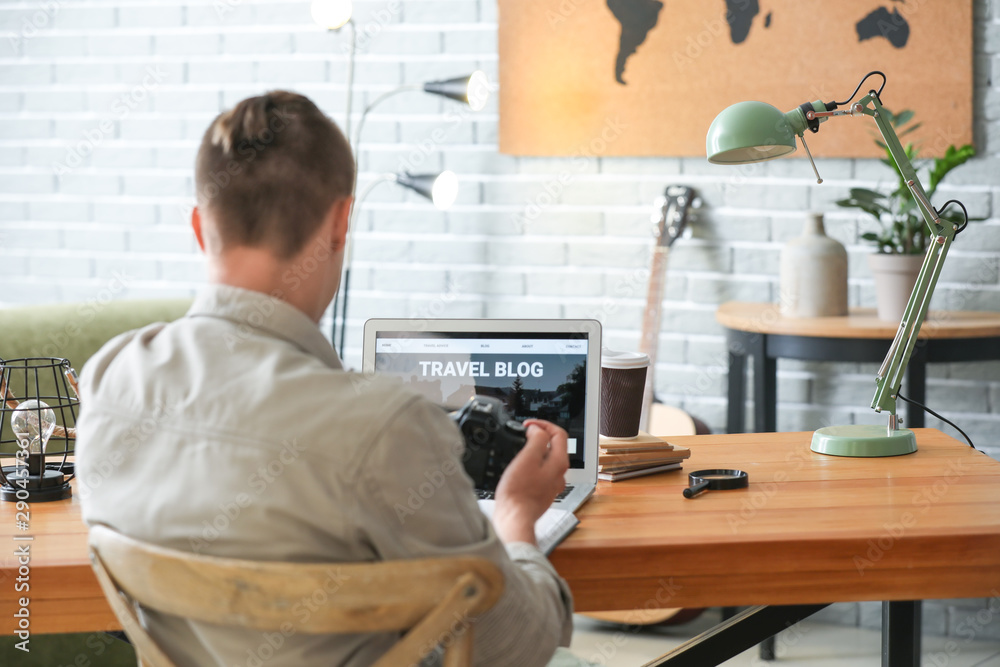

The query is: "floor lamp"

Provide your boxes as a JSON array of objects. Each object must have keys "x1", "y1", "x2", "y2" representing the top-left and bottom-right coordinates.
[
  {"x1": 331, "y1": 73, "x2": 490, "y2": 355},
  {"x1": 336, "y1": 170, "x2": 460, "y2": 355},
  {"x1": 310, "y1": 0, "x2": 355, "y2": 140}
]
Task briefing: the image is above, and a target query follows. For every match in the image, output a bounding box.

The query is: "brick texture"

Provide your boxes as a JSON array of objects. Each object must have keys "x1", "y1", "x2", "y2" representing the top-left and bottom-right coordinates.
[{"x1": 0, "y1": 0, "x2": 998, "y2": 637}]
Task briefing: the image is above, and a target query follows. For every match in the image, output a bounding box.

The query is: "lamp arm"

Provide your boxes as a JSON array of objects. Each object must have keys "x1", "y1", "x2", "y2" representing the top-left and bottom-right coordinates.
[
  {"x1": 347, "y1": 83, "x2": 421, "y2": 245},
  {"x1": 852, "y1": 93, "x2": 959, "y2": 422},
  {"x1": 344, "y1": 174, "x2": 396, "y2": 268},
  {"x1": 333, "y1": 173, "x2": 396, "y2": 354},
  {"x1": 351, "y1": 84, "x2": 421, "y2": 152}
]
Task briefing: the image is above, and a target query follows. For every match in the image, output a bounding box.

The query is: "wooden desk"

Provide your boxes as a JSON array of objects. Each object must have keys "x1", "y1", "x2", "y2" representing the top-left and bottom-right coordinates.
[
  {"x1": 553, "y1": 428, "x2": 1000, "y2": 609},
  {"x1": 4, "y1": 430, "x2": 1000, "y2": 665},
  {"x1": 0, "y1": 483, "x2": 118, "y2": 636},
  {"x1": 716, "y1": 302, "x2": 1000, "y2": 433},
  {"x1": 551, "y1": 429, "x2": 1000, "y2": 666}
]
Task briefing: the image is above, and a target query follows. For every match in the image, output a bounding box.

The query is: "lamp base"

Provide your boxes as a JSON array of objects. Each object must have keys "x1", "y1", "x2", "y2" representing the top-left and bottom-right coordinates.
[
  {"x1": 810, "y1": 424, "x2": 917, "y2": 457},
  {"x1": 0, "y1": 467, "x2": 73, "y2": 502}
]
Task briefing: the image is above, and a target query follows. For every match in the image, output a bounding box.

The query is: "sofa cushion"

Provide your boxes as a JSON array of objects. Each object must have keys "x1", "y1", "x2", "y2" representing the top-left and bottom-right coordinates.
[
  {"x1": 0, "y1": 299, "x2": 192, "y2": 454},
  {"x1": 1, "y1": 298, "x2": 193, "y2": 371}
]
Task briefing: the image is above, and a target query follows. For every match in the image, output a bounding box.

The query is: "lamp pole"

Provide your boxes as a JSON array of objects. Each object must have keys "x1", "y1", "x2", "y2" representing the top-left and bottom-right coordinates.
[
  {"x1": 843, "y1": 95, "x2": 955, "y2": 424},
  {"x1": 335, "y1": 173, "x2": 397, "y2": 356},
  {"x1": 794, "y1": 92, "x2": 957, "y2": 424}
]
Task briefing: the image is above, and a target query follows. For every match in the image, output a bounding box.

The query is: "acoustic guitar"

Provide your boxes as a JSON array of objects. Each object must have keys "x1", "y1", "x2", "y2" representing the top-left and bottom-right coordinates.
[
  {"x1": 639, "y1": 185, "x2": 700, "y2": 434},
  {"x1": 584, "y1": 186, "x2": 707, "y2": 627}
]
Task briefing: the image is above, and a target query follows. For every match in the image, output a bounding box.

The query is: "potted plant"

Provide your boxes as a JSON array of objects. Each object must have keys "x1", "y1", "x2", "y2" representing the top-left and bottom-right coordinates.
[{"x1": 836, "y1": 109, "x2": 975, "y2": 320}]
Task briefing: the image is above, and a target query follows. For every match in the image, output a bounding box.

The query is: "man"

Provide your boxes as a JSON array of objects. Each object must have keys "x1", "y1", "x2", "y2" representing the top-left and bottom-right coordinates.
[{"x1": 77, "y1": 91, "x2": 578, "y2": 666}]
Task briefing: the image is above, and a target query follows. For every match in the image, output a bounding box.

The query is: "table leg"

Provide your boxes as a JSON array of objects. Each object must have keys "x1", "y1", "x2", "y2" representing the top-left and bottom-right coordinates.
[
  {"x1": 882, "y1": 600, "x2": 921, "y2": 667},
  {"x1": 727, "y1": 345, "x2": 747, "y2": 434},
  {"x1": 905, "y1": 362, "x2": 926, "y2": 429},
  {"x1": 760, "y1": 635, "x2": 776, "y2": 660},
  {"x1": 721, "y1": 605, "x2": 776, "y2": 660},
  {"x1": 751, "y1": 335, "x2": 777, "y2": 432},
  {"x1": 643, "y1": 604, "x2": 828, "y2": 666}
]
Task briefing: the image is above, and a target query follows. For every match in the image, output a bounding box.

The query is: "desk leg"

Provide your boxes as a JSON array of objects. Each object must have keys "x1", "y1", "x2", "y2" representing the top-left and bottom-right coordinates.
[
  {"x1": 727, "y1": 346, "x2": 747, "y2": 434},
  {"x1": 905, "y1": 363, "x2": 926, "y2": 429},
  {"x1": 882, "y1": 601, "x2": 921, "y2": 667},
  {"x1": 644, "y1": 604, "x2": 828, "y2": 667},
  {"x1": 760, "y1": 635, "x2": 776, "y2": 660},
  {"x1": 751, "y1": 336, "x2": 777, "y2": 432}
]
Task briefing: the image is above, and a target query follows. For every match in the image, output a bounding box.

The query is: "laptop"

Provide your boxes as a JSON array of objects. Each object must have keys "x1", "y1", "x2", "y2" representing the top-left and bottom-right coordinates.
[{"x1": 362, "y1": 318, "x2": 601, "y2": 514}]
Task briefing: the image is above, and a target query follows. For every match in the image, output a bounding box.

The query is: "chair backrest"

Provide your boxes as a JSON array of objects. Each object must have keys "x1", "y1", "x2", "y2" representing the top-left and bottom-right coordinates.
[{"x1": 88, "y1": 525, "x2": 504, "y2": 667}]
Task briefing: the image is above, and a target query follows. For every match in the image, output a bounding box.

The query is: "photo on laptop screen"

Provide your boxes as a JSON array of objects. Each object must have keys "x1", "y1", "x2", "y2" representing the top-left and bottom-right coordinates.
[{"x1": 372, "y1": 331, "x2": 590, "y2": 469}]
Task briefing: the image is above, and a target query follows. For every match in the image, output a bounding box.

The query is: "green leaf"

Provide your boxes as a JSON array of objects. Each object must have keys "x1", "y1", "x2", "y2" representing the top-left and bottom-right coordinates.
[
  {"x1": 861, "y1": 232, "x2": 880, "y2": 242},
  {"x1": 847, "y1": 188, "x2": 886, "y2": 202},
  {"x1": 928, "y1": 144, "x2": 975, "y2": 193},
  {"x1": 899, "y1": 121, "x2": 922, "y2": 138},
  {"x1": 893, "y1": 110, "x2": 915, "y2": 127}
]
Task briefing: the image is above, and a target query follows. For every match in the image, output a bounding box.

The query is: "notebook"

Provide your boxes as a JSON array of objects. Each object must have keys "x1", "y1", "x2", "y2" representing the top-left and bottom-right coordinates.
[{"x1": 362, "y1": 318, "x2": 602, "y2": 528}]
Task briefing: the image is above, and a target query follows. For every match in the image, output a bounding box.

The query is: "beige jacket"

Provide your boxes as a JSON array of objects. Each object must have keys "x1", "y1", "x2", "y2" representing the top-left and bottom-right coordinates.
[{"x1": 76, "y1": 285, "x2": 573, "y2": 666}]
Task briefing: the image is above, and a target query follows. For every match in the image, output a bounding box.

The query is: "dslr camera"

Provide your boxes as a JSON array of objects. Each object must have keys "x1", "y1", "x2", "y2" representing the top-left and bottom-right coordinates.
[{"x1": 450, "y1": 395, "x2": 526, "y2": 492}]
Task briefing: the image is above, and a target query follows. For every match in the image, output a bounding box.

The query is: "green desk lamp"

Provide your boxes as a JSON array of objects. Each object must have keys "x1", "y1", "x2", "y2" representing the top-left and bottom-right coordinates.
[{"x1": 706, "y1": 71, "x2": 969, "y2": 457}]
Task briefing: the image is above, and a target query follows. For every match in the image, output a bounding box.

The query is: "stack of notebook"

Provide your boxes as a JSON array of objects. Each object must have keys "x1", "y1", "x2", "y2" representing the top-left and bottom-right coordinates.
[{"x1": 598, "y1": 432, "x2": 691, "y2": 481}]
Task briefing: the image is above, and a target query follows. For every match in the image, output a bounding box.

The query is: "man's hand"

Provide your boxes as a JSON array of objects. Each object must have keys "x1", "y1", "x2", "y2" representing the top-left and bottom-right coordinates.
[{"x1": 491, "y1": 419, "x2": 569, "y2": 546}]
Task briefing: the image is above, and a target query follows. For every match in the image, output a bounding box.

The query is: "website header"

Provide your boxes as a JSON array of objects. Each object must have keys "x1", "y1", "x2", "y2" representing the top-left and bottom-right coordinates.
[{"x1": 375, "y1": 337, "x2": 588, "y2": 355}]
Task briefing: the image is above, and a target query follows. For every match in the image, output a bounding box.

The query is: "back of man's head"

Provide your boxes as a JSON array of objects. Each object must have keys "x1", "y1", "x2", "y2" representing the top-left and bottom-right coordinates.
[{"x1": 195, "y1": 91, "x2": 354, "y2": 260}]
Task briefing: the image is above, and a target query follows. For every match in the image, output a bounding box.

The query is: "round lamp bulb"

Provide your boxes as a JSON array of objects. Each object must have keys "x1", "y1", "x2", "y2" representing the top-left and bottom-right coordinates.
[
  {"x1": 431, "y1": 171, "x2": 459, "y2": 210},
  {"x1": 466, "y1": 71, "x2": 490, "y2": 111},
  {"x1": 310, "y1": 0, "x2": 352, "y2": 30},
  {"x1": 11, "y1": 399, "x2": 56, "y2": 456}
]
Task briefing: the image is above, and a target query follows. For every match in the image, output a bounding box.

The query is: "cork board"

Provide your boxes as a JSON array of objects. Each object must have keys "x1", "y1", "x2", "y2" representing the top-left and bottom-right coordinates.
[{"x1": 498, "y1": 1, "x2": 973, "y2": 158}]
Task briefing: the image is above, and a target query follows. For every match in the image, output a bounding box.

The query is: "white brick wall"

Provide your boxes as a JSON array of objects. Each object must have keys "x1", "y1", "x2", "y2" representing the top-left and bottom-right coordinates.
[{"x1": 0, "y1": 0, "x2": 999, "y2": 632}]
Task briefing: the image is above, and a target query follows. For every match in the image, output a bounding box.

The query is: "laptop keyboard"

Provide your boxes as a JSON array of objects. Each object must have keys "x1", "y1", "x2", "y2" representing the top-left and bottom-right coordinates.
[
  {"x1": 476, "y1": 485, "x2": 574, "y2": 501},
  {"x1": 555, "y1": 484, "x2": 574, "y2": 500}
]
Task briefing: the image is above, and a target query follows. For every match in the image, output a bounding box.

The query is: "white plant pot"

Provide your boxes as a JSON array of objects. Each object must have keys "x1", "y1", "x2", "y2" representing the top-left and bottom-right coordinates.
[{"x1": 867, "y1": 253, "x2": 924, "y2": 321}]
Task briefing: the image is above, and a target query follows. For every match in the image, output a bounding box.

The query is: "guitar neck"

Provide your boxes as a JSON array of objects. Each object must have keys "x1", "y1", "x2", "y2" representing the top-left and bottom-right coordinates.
[{"x1": 639, "y1": 246, "x2": 670, "y2": 421}]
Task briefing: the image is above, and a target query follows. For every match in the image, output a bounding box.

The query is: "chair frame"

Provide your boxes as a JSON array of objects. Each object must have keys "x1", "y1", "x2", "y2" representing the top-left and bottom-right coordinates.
[{"x1": 88, "y1": 525, "x2": 504, "y2": 667}]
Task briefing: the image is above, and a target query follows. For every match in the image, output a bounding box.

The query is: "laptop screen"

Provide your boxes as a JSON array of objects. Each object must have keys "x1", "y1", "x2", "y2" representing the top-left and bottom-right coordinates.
[{"x1": 373, "y1": 330, "x2": 591, "y2": 469}]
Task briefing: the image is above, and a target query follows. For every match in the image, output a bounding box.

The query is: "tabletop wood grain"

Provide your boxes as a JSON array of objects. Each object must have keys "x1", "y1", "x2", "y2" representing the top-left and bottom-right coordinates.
[
  {"x1": 716, "y1": 301, "x2": 1000, "y2": 340},
  {"x1": 2, "y1": 429, "x2": 999, "y2": 632},
  {"x1": 550, "y1": 429, "x2": 1000, "y2": 612}
]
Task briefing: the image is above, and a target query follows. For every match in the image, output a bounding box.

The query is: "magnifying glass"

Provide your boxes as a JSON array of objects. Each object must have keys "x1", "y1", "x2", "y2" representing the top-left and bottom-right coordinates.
[{"x1": 683, "y1": 469, "x2": 749, "y2": 498}]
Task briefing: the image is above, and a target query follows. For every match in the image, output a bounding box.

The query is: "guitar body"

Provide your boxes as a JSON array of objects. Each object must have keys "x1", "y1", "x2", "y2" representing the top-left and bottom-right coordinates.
[
  {"x1": 583, "y1": 607, "x2": 706, "y2": 626},
  {"x1": 648, "y1": 403, "x2": 711, "y2": 439},
  {"x1": 582, "y1": 186, "x2": 707, "y2": 628}
]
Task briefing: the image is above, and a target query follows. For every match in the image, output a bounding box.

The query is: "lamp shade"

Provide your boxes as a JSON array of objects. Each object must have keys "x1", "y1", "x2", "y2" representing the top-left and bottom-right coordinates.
[
  {"x1": 396, "y1": 171, "x2": 459, "y2": 210},
  {"x1": 423, "y1": 72, "x2": 490, "y2": 111},
  {"x1": 706, "y1": 101, "x2": 799, "y2": 165},
  {"x1": 310, "y1": 0, "x2": 352, "y2": 29}
]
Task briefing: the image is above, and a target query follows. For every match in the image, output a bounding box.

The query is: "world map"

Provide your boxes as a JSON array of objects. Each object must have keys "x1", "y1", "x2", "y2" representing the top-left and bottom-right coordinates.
[{"x1": 607, "y1": 0, "x2": 911, "y2": 85}]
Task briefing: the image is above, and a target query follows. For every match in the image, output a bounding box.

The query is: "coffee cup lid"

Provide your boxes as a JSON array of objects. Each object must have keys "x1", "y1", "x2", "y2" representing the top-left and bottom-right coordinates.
[{"x1": 601, "y1": 348, "x2": 649, "y2": 369}]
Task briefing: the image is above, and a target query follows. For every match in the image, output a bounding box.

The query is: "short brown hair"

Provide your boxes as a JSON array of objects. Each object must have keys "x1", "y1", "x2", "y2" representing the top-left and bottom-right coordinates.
[{"x1": 195, "y1": 91, "x2": 354, "y2": 259}]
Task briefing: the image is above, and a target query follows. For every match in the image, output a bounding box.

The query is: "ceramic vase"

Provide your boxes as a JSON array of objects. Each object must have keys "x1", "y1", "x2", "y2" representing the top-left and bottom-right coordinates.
[{"x1": 779, "y1": 213, "x2": 848, "y2": 318}]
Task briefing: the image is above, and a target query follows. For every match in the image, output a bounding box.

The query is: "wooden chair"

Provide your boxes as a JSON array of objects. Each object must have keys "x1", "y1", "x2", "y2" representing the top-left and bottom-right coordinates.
[{"x1": 88, "y1": 525, "x2": 504, "y2": 667}]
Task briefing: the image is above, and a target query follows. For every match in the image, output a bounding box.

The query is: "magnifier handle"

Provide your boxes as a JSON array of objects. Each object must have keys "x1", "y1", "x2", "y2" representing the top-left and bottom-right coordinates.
[{"x1": 683, "y1": 479, "x2": 710, "y2": 498}]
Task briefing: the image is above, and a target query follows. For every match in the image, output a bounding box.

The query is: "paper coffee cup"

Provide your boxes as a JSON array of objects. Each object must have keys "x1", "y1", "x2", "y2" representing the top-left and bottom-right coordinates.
[{"x1": 600, "y1": 349, "x2": 649, "y2": 439}]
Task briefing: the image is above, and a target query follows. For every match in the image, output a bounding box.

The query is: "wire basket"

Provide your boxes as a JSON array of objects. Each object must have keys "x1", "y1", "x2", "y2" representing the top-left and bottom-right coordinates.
[{"x1": 0, "y1": 357, "x2": 78, "y2": 502}]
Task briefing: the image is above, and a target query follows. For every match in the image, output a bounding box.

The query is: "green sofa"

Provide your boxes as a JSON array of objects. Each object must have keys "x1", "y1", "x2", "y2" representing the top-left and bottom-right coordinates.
[
  {"x1": 0, "y1": 298, "x2": 191, "y2": 666},
  {"x1": 0, "y1": 298, "x2": 193, "y2": 453},
  {"x1": 1, "y1": 298, "x2": 193, "y2": 372}
]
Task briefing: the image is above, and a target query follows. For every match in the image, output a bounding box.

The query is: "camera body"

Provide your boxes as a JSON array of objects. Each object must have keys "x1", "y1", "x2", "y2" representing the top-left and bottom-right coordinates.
[{"x1": 450, "y1": 395, "x2": 526, "y2": 492}]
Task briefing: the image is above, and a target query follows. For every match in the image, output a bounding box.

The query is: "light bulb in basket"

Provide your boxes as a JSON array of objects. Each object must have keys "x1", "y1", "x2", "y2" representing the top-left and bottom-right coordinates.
[{"x1": 12, "y1": 400, "x2": 56, "y2": 477}]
